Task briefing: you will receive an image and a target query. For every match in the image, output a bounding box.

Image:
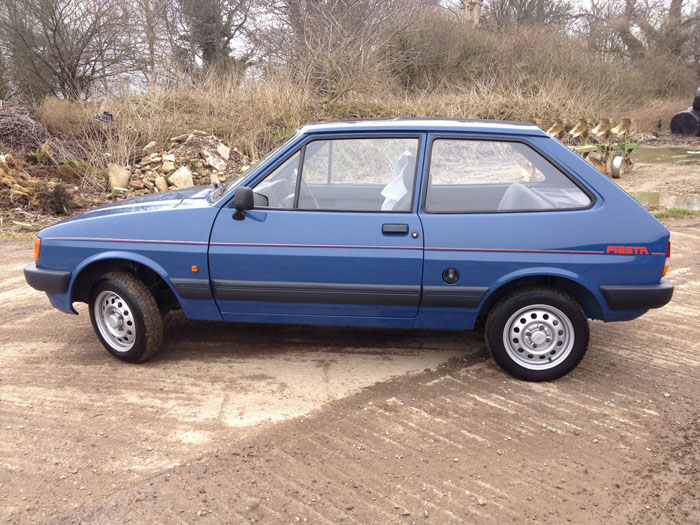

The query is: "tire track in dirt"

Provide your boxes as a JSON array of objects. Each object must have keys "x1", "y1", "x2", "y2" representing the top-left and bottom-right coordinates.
[
  {"x1": 0, "y1": 240, "x2": 467, "y2": 523},
  {"x1": 2, "y1": 219, "x2": 700, "y2": 524},
  {"x1": 55, "y1": 220, "x2": 700, "y2": 525}
]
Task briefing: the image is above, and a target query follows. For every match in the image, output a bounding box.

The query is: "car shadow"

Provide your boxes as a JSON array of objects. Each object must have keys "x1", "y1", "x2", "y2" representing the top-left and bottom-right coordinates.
[{"x1": 153, "y1": 311, "x2": 487, "y2": 363}]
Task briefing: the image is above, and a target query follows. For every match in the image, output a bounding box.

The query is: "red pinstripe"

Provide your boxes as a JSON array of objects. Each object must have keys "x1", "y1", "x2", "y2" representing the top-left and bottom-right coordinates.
[
  {"x1": 209, "y1": 242, "x2": 420, "y2": 250},
  {"x1": 43, "y1": 237, "x2": 665, "y2": 256},
  {"x1": 424, "y1": 247, "x2": 605, "y2": 255},
  {"x1": 44, "y1": 237, "x2": 208, "y2": 245}
]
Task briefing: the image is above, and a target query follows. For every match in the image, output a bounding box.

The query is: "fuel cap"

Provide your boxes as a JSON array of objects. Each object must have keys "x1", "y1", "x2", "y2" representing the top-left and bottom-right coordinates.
[{"x1": 442, "y1": 268, "x2": 460, "y2": 284}]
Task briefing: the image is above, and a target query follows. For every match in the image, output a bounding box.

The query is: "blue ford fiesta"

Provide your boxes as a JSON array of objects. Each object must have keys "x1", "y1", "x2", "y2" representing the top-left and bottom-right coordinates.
[{"x1": 24, "y1": 119, "x2": 673, "y2": 381}]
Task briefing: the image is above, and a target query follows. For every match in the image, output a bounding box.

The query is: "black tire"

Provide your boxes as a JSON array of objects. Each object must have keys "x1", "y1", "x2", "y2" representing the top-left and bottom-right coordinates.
[
  {"x1": 88, "y1": 272, "x2": 163, "y2": 363},
  {"x1": 485, "y1": 287, "x2": 589, "y2": 381}
]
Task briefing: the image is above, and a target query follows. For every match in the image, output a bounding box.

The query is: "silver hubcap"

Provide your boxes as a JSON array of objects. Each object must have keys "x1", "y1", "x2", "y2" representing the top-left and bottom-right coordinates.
[
  {"x1": 94, "y1": 291, "x2": 135, "y2": 352},
  {"x1": 503, "y1": 304, "x2": 574, "y2": 370}
]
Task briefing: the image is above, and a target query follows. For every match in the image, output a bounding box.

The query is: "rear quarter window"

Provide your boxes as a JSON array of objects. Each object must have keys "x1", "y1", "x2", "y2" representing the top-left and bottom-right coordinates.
[{"x1": 425, "y1": 139, "x2": 592, "y2": 213}]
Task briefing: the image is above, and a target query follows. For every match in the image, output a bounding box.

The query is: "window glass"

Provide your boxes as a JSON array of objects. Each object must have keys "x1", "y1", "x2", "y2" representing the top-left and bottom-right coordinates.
[
  {"x1": 253, "y1": 151, "x2": 300, "y2": 208},
  {"x1": 302, "y1": 141, "x2": 330, "y2": 184},
  {"x1": 298, "y1": 138, "x2": 419, "y2": 212},
  {"x1": 425, "y1": 139, "x2": 591, "y2": 213}
]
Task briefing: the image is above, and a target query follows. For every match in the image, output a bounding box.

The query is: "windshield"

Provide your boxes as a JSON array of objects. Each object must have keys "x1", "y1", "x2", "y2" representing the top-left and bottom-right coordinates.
[{"x1": 209, "y1": 133, "x2": 300, "y2": 203}]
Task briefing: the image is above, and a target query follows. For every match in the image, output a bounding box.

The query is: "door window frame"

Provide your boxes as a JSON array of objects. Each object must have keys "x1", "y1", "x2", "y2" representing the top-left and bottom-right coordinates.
[
  {"x1": 247, "y1": 132, "x2": 426, "y2": 214},
  {"x1": 421, "y1": 134, "x2": 596, "y2": 215}
]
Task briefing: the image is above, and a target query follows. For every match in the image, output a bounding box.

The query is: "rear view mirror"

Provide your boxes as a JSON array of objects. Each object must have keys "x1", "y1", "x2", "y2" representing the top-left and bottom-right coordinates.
[{"x1": 232, "y1": 186, "x2": 254, "y2": 220}]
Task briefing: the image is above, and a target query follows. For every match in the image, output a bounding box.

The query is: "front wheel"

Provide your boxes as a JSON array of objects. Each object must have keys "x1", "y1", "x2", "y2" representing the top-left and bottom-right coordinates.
[
  {"x1": 485, "y1": 287, "x2": 589, "y2": 381},
  {"x1": 89, "y1": 272, "x2": 163, "y2": 363}
]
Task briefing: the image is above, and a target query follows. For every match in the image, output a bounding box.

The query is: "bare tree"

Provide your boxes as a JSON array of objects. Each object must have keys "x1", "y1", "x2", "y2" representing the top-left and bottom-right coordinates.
[
  {"x1": 259, "y1": 0, "x2": 429, "y2": 99},
  {"x1": 0, "y1": 49, "x2": 11, "y2": 100},
  {"x1": 131, "y1": 0, "x2": 171, "y2": 82},
  {"x1": 442, "y1": 0, "x2": 483, "y2": 24},
  {"x1": 443, "y1": 0, "x2": 573, "y2": 26},
  {"x1": 484, "y1": 0, "x2": 574, "y2": 28},
  {"x1": 162, "y1": 0, "x2": 255, "y2": 73},
  {"x1": 0, "y1": 0, "x2": 138, "y2": 99},
  {"x1": 581, "y1": 0, "x2": 700, "y2": 60}
]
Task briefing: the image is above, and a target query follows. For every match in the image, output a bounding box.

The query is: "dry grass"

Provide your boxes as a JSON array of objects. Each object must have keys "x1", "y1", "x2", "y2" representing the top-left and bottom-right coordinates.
[
  {"x1": 37, "y1": 80, "x2": 689, "y2": 190},
  {"x1": 38, "y1": 98, "x2": 95, "y2": 136},
  {"x1": 627, "y1": 98, "x2": 690, "y2": 134},
  {"x1": 33, "y1": 25, "x2": 698, "y2": 190},
  {"x1": 58, "y1": 71, "x2": 316, "y2": 171}
]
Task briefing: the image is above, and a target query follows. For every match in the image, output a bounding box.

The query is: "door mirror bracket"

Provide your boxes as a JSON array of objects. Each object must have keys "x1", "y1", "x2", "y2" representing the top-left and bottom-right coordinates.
[{"x1": 232, "y1": 186, "x2": 254, "y2": 220}]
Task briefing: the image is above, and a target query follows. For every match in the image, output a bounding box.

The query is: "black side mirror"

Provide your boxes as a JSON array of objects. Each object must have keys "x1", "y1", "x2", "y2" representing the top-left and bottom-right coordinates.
[{"x1": 232, "y1": 186, "x2": 254, "y2": 220}]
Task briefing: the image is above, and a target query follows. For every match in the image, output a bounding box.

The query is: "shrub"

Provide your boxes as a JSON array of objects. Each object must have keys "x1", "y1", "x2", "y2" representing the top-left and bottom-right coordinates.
[
  {"x1": 29, "y1": 22, "x2": 698, "y2": 190},
  {"x1": 39, "y1": 98, "x2": 95, "y2": 136}
]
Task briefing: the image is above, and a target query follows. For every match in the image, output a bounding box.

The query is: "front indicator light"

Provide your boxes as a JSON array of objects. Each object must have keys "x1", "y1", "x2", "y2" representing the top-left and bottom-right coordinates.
[{"x1": 34, "y1": 238, "x2": 41, "y2": 261}]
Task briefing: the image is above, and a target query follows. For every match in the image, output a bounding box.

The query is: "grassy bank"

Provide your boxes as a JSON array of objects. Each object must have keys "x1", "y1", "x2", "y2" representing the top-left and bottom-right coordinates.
[
  {"x1": 1, "y1": 22, "x2": 695, "y2": 193},
  {"x1": 37, "y1": 74, "x2": 688, "y2": 169}
]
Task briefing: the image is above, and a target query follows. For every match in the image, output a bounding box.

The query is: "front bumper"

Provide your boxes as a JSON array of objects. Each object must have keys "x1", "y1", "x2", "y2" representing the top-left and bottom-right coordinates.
[
  {"x1": 600, "y1": 278, "x2": 674, "y2": 311},
  {"x1": 24, "y1": 264, "x2": 71, "y2": 294}
]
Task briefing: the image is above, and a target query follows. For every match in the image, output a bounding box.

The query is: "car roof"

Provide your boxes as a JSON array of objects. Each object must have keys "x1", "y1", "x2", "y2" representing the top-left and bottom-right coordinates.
[{"x1": 298, "y1": 118, "x2": 547, "y2": 137}]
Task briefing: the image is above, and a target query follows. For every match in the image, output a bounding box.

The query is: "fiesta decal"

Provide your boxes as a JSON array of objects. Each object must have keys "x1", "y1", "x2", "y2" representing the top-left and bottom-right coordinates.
[{"x1": 606, "y1": 245, "x2": 649, "y2": 255}]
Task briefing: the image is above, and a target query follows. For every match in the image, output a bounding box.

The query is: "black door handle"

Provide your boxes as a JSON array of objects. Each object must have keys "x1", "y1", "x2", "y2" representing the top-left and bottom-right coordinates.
[{"x1": 382, "y1": 223, "x2": 409, "y2": 234}]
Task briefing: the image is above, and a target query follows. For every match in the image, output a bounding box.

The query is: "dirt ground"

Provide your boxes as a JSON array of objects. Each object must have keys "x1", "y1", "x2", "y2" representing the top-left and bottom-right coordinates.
[
  {"x1": 1, "y1": 157, "x2": 700, "y2": 524},
  {"x1": 618, "y1": 160, "x2": 700, "y2": 195}
]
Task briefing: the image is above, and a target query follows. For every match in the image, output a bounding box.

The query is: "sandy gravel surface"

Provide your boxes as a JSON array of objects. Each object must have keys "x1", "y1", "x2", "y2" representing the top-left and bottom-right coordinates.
[
  {"x1": 0, "y1": 218, "x2": 699, "y2": 524},
  {"x1": 619, "y1": 162, "x2": 700, "y2": 195},
  {"x1": 617, "y1": 143, "x2": 700, "y2": 195}
]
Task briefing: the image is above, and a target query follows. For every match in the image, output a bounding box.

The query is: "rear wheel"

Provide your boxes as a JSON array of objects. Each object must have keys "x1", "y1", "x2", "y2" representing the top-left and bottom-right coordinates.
[
  {"x1": 89, "y1": 272, "x2": 163, "y2": 363},
  {"x1": 485, "y1": 287, "x2": 589, "y2": 381}
]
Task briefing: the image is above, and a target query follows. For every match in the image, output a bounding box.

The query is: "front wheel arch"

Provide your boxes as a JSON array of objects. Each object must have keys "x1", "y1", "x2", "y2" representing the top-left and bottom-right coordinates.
[{"x1": 72, "y1": 257, "x2": 180, "y2": 315}]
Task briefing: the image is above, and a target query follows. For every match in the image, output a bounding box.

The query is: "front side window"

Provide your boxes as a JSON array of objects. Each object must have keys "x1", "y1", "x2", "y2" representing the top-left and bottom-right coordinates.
[
  {"x1": 252, "y1": 137, "x2": 419, "y2": 212},
  {"x1": 425, "y1": 139, "x2": 591, "y2": 213},
  {"x1": 300, "y1": 137, "x2": 419, "y2": 212}
]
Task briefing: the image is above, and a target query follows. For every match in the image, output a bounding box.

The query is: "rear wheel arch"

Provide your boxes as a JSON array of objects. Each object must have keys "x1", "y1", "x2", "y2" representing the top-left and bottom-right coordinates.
[
  {"x1": 72, "y1": 258, "x2": 180, "y2": 314},
  {"x1": 478, "y1": 274, "x2": 603, "y2": 323}
]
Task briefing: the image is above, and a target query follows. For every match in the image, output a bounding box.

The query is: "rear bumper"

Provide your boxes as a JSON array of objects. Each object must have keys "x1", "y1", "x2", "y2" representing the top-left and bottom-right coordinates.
[
  {"x1": 600, "y1": 278, "x2": 674, "y2": 311},
  {"x1": 24, "y1": 264, "x2": 71, "y2": 294}
]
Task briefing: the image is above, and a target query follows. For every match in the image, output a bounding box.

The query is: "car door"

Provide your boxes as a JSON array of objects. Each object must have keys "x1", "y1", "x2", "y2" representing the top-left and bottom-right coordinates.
[{"x1": 208, "y1": 133, "x2": 425, "y2": 324}]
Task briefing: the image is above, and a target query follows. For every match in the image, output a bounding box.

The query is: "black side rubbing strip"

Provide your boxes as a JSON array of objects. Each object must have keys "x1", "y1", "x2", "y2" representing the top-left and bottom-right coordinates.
[
  {"x1": 171, "y1": 278, "x2": 214, "y2": 300},
  {"x1": 213, "y1": 280, "x2": 420, "y2": 306},
  {"x1": 421, "y1": 286, "x2": 489, "y2": 308}
]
